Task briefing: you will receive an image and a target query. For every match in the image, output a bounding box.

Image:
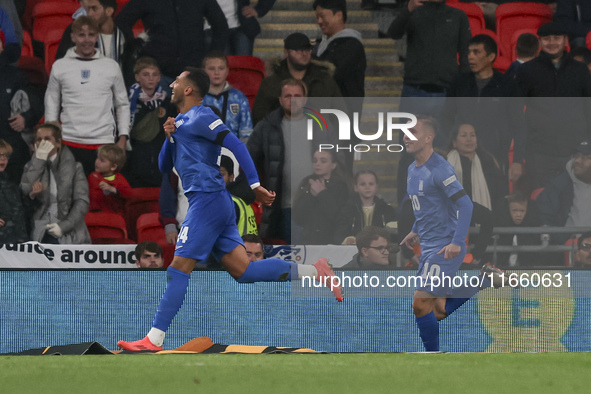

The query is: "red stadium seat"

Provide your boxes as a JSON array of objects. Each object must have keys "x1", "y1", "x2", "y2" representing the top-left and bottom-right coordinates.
[
  {"x1": 250, "y1": 202, "x2": 263, "y2": 228},
  {"x1": 32, "y1": 2, "x2": 78, "y2": 42},
  {"x1": 564, "y1": 238, "x2": 578, "y2": 266},
  {"x1": 496, "y1": 2, "x2": 552, "y2": 58},
  {"x1": 530, "y1": 188, "x2": 544, "y2": 201},
  {"x1": 21, "y1": 31, "x2": 34, "y2": 57},
  {"x1": 85, "y1": 212, "x2": 133, "y2": 244},
  {"x1": 587, "y1": 31, "x2": 591, "y2": 50},
  {"x1": 226, "y1": 56, "x2": 266, "y2": 110},
  {"x1": 43, "y1": 29, "x2": 64, "y2": 75},
  {"x1": 18, "y1": 56, "x2": 48, "y2": 87},
  {"x1": 137, "y1": 213, "x2": 167, "y2": 244},
  {"x1": 448, "y1": 2, "x2": 486, "y2": 36},
  {"x1": 125, "y1": 187, "x2": 161, "y2": 241}
]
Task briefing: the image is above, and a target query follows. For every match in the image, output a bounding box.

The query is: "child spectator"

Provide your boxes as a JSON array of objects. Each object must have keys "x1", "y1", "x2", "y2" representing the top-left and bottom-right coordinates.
[
  {"x1": 220, "y1": 154, "x2": 258, "y2": 236},
  {"x1": 21, "y1": 123, "x2": 90, "y2": 244},
  {"x1": 493, "y1": 191, "x2": 542, "y2": 267},
  {"x1": 202, "y1": 51, "x2": 253, "y2": 142},
  {"x1": 292, "y1": 150, "x2": 350, "y2": 244},
  {"x1": 88, "y1": 144, "x2": 132, "y2": 214},
  {"x1": 125, "y1": 57, "x2": 174, "y2": 187},
  {"x1": 0, "y1": 139, "x2": 29, "y2": 243},
  {"x1": 334, "y1": 169, "x2": 396, "y2": 245},
  {"x1": 505, "y1": 33, "x2": 540, "y2": 81}
]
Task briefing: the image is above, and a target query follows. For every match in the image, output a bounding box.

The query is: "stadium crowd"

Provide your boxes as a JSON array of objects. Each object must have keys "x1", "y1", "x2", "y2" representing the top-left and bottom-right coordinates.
[{"x1": 1, "y1": 0, "x2": 591, "y2": 270}]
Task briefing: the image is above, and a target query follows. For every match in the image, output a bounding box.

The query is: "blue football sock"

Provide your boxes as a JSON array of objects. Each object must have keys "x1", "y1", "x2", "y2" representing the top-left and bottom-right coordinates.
[
  {"x1": 235, "y1": 259, "x2": 297, "y2": 283},
  {"x1": 152, "y1": 266, "x2": 190, "y2": 332},
  {"x1": 444, "y1": 274, "x2": 491, "y2": 317},
  {"x1": 416, "y1": 311, "x2": 439, "y2": 351}
]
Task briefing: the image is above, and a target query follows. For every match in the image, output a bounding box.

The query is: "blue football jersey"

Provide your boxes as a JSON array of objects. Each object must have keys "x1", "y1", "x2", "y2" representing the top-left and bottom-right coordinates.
[
  {"x1": 168, "y1": 105, "x2": 229, "y2": 193},
  {"x1": 407, "y1": 152, "x2": 467, "y2": 251}
]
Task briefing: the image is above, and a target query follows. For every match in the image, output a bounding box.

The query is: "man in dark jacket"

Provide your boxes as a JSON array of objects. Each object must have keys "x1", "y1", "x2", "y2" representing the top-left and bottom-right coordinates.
[
  {"x1": 555, "y1": 0, "x2": 591, "y2": 48},
  {"x1": 516, "y1": 22, "x2": 591, "y2": 189},
  {"x1": 252, "y1": 32, "x2": 342, "y2": 125},
  {"x1": 116, "y1": 0, "x2": 229, "y2": 80},
  {"x1": 387, "y1": 0, "x2": 471, "y2": 99},
  {"x1": 0, "y1": 32, "x2": 43, "y2": 184},
  {"x1": 537, "y1": 140, "x2": 591, "y2": 244},
  {"x1": 445, "y1": 34, "x2": 524, "y2": 181}
]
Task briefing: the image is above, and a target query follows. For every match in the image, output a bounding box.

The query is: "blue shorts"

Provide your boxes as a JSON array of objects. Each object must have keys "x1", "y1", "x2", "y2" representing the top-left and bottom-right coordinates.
[
  {"x1": 415, "y1": 245, "x2": 466, "y2": 298},
  {"x1": 175, "y1": 189, "x2": 243, "y2": 262}
]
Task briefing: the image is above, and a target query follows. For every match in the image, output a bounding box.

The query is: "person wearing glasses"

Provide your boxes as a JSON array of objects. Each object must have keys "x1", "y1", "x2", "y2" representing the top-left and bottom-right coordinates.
[
  {"x1": 340, "y1": 226, "x2": 397, "y2": 270},
  {"x1": 575, "y1": 232, "x2": 591, "y2": 268}
]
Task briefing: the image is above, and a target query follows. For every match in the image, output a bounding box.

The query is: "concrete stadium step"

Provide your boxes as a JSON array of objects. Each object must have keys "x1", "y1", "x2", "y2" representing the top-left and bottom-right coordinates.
[
  {"x1": 272, "y1": 0, "x2": 362, "y2": 11},
  {"x1": 261, "y1": 10, "x2": 373, "y2": 24},
  {"x1": 258, "y1": 23, "x2": 379, "y2": 39}
]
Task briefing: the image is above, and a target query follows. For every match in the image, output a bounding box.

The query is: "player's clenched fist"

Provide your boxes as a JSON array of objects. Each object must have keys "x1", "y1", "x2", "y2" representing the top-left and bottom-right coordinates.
[
  {"x1": 254, "y1": 186, "x2": 276, "y2": 207},
  {"x1": 164, "y1": 117, "x2": 176, "y2": 140}
]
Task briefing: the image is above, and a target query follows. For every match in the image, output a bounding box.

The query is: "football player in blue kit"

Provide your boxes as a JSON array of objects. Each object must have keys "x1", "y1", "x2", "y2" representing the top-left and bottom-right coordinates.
[
  {"x1": 117, "y1": 68, "x2": 342, "y2": 351},
  {"x1": 400, "y1": 115, "x2": 503, "y2": 352}
]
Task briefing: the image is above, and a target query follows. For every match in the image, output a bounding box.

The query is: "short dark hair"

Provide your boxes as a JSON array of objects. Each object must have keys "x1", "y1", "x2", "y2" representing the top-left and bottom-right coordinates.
[
  {"x1": 516, "y1": 33, "x2": 539, "y2": 59},
  {"x1": 312, "y1": 0, "x2": 347, "y2": 23},
  {"x1": 578, "y1": 232, "x2": 591, "y2": 250},
  {"x1": 354, "y1": 169, "x2": 378, "y2": 185},
  {"x1": 35, "y1": 122, "x2": 62, "y2": 143},
  {"x1": 203, "y1": 50, "x2": 228, "y2": 67},
  {"x1": 72, "y1": 15, "x2": 99, "y2": 34},
  {"x1": 506, "y1": 191, "x2": 528, "y2": 205},
  {"x1": 469, "y1": 34, "x2": 497, "y2": 60},
  {"x1": 242, "y1": 234, "x2": 264, "y2": 245},
  {"x1": 220, "y1": 155, "x2": 234, "y2": 175},
  {"x1": 135, "y1": 241, "x2": 162, "y2": 260},
  {"x1": 279, "y1": 78, "x2": 308, "y2": 97},
  {"x1": 356, "y1": 226, "x2": 390, "y2": 253},
  {"x1": 571, "y1": 47, "x2": 591, "y2": 66},
  {"x1": 98, "y1": 0, "x2": 117, "y2": 12},
  {"x1": 184, "y1": 67, "x2": 210, "y2": 98},
  {"x1": 415, "y1": 114, "x2": 438, "y2": 135}
]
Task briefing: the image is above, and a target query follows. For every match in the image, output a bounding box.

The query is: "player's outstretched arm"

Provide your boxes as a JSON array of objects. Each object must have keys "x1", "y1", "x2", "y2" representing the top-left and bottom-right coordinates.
[
  {"x1": 222, "y1": 131, "x2": 265, "y2": 190},
  {"x1": 400, "y1": 231, "x2": 419, "y2": 249}
]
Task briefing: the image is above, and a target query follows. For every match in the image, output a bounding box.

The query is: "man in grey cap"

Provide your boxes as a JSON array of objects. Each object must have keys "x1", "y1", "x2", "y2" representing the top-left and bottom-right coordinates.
[
  {"x1": 252, "y1": 32, "x2": 342, "y2": 125},
  {"x1": 538, "y1": 139, "x2": 591, "y2": 243},
  {"x1": 516, "y1": 22, "x2": 591, "y2": 189}
]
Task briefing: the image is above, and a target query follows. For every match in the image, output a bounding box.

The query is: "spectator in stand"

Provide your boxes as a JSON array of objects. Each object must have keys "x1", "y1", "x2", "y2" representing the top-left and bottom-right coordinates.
[
  {"x1": 44, "y1": 16, "x2": 130, "y2": 178},
  {"x1": 445, "y1": 34, "x2": 524, "y2": 181},
  {"x1": 334, "y1": 170, "x2": 397, "y2": 245},
  {"x1": 516, "y1": 22, "x2": 591, "y2": 190},
  {"x1": 505, "y1": 33, "x2": 540, "y2": 81},
  {"x1": 248, "y1": 79, "x2": 338, "y2": 243},
  {"x1": 20, "y1": 123, "x2": 90, "y2": 244},
  {"x1": 571, "y1": 46, "x2": 591, "y2": 73},
  {"x1": 0, "y1": 2, "x2": 22, "y2": 49},
  {"x1": 204, "y1": 0, "x2": 277, "y2": 56},
  {"x1": 56, "y1": 0, "x2": 134, "y2": 84},
  {"x1": 312, "y1": 0, "x2": 365, "y2": 99},
  {"x1": 574, "y1": 231, "x2": 591, "y2": 268},
  {"x1": 135, "y1": 241, "x2": 164, "y2": 269},
  {"x1": 493, "y1": 191, "x2": 542, "y2": 267},
  {"x1": 242, "y1": 233, "x2": 265, "y2": 261},
  {"x1": 0, "y1": 28, "x2": 44, "y2": 185},
  {"x1": 252, "y1": 32, "x2": 342, "y2": 125},
  {"x1": 446, "y1": 123, "x2": 507, "y2": 211},
  {"x1": 116, "y1": 0, "x2": 229, "y2": 81},
  {"x1": 88, "y1": 144, "x2": 132, "y2": 214},
  {"x1": 124, "y1": 57, "x2": 173, "y2": 188},
  {"x1": 555, "y1": 0, "x2": 591, "y2": 48},
  {"x1": 220, "y1": 154, "x2": 258, "y2": 237},
  {"x1": 340, "y1": 226, "x2": 397, "y2": 270},
  {"x1": 387, "y1": 0, "x2": 470, "y2": 119},
  {"x1": 292, "y1": 150, "x2": 350, "y2": 245},
  {"x1": 0, "y1": 139, "x2": 29, "y2": 243},
  {"x1": 202, "y1": 51, "x2": 253, "y2": 142},
  {"x1": 537, "y1": 140, "x2": 591, "y2": 244}
]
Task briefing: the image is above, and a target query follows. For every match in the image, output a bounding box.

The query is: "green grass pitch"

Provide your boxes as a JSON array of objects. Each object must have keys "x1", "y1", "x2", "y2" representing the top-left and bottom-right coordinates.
[{"x1": 2, "y1": 353, "x2": 591, "y2": 394}]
